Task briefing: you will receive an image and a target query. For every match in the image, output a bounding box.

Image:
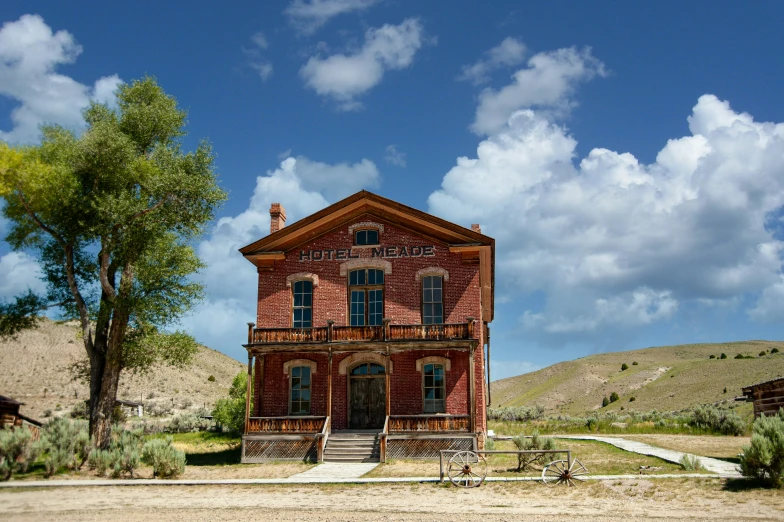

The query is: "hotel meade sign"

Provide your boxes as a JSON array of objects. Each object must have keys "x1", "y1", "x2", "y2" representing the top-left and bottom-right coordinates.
[{"x1": 299, "y1": 245, "x2": 436, "y2": 262}]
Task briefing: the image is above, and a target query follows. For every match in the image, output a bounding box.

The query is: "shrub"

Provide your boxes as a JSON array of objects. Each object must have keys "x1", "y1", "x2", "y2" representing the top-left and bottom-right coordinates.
[
  {"x1": 142, "y1": 437, "x2": 185, "y2": 478},
  {"x1": 720, "y1": 353, "x2": 727, "y2": 359},
  {"x1": 680, "y1": 454, "x2": 704, "y2": 471},
  {"x1": 609, "y1": 392, "x2": 620, "y2": 403},
  {"x1": 740, "y1": 411, "x2": 784, "y2": 487},
  {"x1": 511, "y1": 431, "x2": 555, "y2": 471},
  {"x1": 179, "y1": 398, "x2": 193, "y2": 410},
  {"x1": 632, "y1": 361, "x2": 638, "y2": 366},
  {"x1": 0, "y1": 429, "x2": 47, "y2": 480},
  {"x1": 70, "y1": 401, "x2": 88, "y2": 419},
  {"x1": 41, "y1": 418, "x2": 91, "y2": 476},
  {"x1": 487, "y1": 405, "x2": 546, "y2": 422},
  {"x1": 43, "y1": 409, "x2": 52, "y2": 418},
  {"x1": 723, "y1": 387, "x2": 727, "y2": 394},
  {"x1": 759, "y1": 351, "x2": 767, "y2": 357},
  {"x1": 484, "y1": 438, "x2": 496, "y2": 451},
  {"x1": 207, "y1": 375, "x2": 216, "y2": 382},
  {"x1": 735, "y1": 353, "x2": 745, "y2": 359},
  {"x1": 629, "y1": 397, "x2": 636, "y2": 402},
  {"x1": 213, "y1": 372, "x2": 249, "y2": 434},
  {"x1": 166, "y1": 413, "x2": 201, "y2": 433},
  {"x1": 601, "y1": 396, "x2": 609, "y2": 407},
  {"x1": 709, "y1": 354, "x2": 716, "y2": 359},
  {"x1": 690, "y1": 405, "x2": 746, "y2": 436},
  {"x1": 772, "y1": 348, "x2": 780, "y2": 354},
  {"x1": 621, "y1": 363, "x2": 629, "y2": 371},
  {"x1": 585, "y1": 417, "x2": 598, "y2": 430}
]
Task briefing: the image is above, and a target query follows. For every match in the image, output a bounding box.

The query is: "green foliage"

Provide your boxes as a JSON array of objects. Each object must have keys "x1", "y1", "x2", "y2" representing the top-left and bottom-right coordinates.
[
  {"x1": 709, "y1": 354, "x2": 716, "y2": 359},
  {"x1": 41, "y1": 418, "x2": 90, "y2": 476},
  {"x1": 723, "y1": 387, "x2": 727, "y2": 394},
  {"x1": 740, "y1": 411, "x2": 784, "y2": 487},
  {"x1": 629, "y1": 396, "x2": 636, "y2": 402},
  {"x1": 601, "y1": 396, "x2": 609, "y2": 407},
  {"x1": 166, "y1": 413, "x2": 202, "y2": 433},
  {"x1": 772, "y1": 348, "x2": 780, "y2": 354},
  {"x1": 759, "y1": 351, "x2": 767, "y2": 357},
  {"x1": 212, "y1": 371, "x2": 249, "y2": 434},
  {"x1": 0, "y1": 428, "x2": 47, "y2": 480},
  {"x1": 207, "y1": 375, "x2": 216, "y2": 382},
  {"x1": 689, "y1": 405, "x2": 746, "y2": 436},
  {"x1": 632, "y1": 361, "x2": 638, "y2": 365},
  {"x1": 141, "y1": 437, "x2": 185, "y2": 478},
  {"x1": 87, "y1": 427, "x2": 144, "y2": 478},
  {"x1": 609, "y1": 392, "x2": 620, "y2": 403},
  {"x1": 720, "y1": 353, "x2": 727, "y2": 359},
  {"x1": 484, "y1": 438, "x2": 495, "y2": 451},
  {"x1": 511, "y1": 431, "x2": 556, "y2": 471},
  {"x1": 0, "y1": 290, "x2": 47, "y2": 339},
  {"x1": 679, "y1": 453, "x2": 704, "y2": 471},
  {"x1": 621, "y1": 363, "x2": 629, "y2": 371},
  {"x1": 735, "y1": 353, "x2": 746, "y2": 359},
  {"x1": 487, "y1": 405, "x2": 545, "y2": 422}
]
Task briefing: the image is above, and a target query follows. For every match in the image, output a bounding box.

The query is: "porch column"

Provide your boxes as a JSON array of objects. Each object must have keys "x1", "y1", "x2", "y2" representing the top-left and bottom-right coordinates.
[
  {"x1": 468, "y1": 345, "x2": 476, "y2": 433},
  {"x1": 385, "y1": 350, "x2": 391, "y2": 417},
  {"x1": 327, "y1": 349, "x2": 333, "y2": 418},
  {"x1": 244, "y1": 353, "x2": 253, "y2": 435},
  {"x1": 256, "y1": 354, "x2": 265, "y2": 416}
]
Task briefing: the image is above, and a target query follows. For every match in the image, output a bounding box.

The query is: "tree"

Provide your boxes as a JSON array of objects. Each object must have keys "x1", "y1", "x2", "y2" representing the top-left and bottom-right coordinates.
[
  {"x1": 621, "y1": 363, "x2": 629, "y2": 371},
  {"x1": 601, "y1": 396, "x2": 609, "y2": 407},
  {"x1": 609, "y1": 392, "x2": 620, "y2": 403},
  {"x1": 213, "y1": 372, "x2": 249, "y2": 435},
  {"x1": 0, "y1": 77, "x2": 226, "y2": 448}
]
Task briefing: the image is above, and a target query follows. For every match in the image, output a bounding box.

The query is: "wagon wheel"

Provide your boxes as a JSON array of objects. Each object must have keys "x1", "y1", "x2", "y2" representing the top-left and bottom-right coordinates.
[
  {"x1": 447, "y1": 451, "x2": 487, "y2": 488},
  {"x1": 542, "y1": 458, "x2": 588, "y2": 486}
]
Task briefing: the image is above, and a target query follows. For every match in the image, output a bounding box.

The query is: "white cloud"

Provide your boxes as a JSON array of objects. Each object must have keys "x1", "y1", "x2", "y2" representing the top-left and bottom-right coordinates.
[
  {"x1": 429, "y1": 94, "x2": 784, "y2": 337},
  {"x1": 459, "y1": 37, "x2": 526, "y2": 85},
  {"x1": 0, "y1": 14, "x2": 121, "y2": 143},
  {"x1": 384, "y1": 144, "x2": 406, "y2": 167},
  {"x1": 300, "y1": 18, "x2": 426, "y2": 110},
  {"x1": 471, "y1": 46, "x2": 606, "y2": 135},
  {"x1": 179, "y1": 155, "x2": 379, "y2": 352},
  {"x1": 285, "y1": 0, "x2": 378, "y2": 35},
  {"x1": 0, "y1": 251, "x2": 46, "y2": 298},
  {"x1": 244, "y1": 31, "x2": 273, "y2": 82},
  {"x1": 490, "y1": 359, "x2": 540, "y2": 381}
]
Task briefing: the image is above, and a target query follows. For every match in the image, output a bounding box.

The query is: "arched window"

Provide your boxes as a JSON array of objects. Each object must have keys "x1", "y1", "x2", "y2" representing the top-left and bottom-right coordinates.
[
  {"x1": 422, "y1": 275, "x2": 443, "y2": 324},
  {"x1": 292, "y1": 280, "x2": 313, "y2": 328},
  {"x1": 349, "y1": 268, "x2": 384, "y2": 326},
  {"x1": 289, "y1": 365, "x2": 311, "y2": 415},
  {"x1": 350, "y1": 362, "x2": 386, "y2": 375},
  {"x1": 423, "y1": 363, "x2": 445, "y2": 413}
]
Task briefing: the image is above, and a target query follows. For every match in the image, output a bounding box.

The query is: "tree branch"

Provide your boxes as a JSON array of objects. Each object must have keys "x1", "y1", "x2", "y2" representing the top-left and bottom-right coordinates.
[
  {"x1": 98, "y1": 243, "x2": 117, "y2": 301},
  {"x1": 15, "y1": 188, "x2": 67, "y2": 249}
]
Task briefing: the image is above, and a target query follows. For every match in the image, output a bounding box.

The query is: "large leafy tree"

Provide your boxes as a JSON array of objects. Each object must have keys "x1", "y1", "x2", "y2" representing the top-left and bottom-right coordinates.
[{"x1": 0, "y1": 77, "x2": 226, "y2": 447}]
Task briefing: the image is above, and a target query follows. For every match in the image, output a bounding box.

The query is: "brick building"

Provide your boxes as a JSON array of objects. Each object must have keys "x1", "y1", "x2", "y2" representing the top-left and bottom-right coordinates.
[{"x1": 239, "y1": 191, "x2": 494, "y2": 463}]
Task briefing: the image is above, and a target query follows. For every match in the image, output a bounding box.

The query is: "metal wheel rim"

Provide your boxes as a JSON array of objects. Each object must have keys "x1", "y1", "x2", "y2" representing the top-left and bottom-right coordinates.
[
  {"x1": 542, "y1": 459, "x2": 589, "y2": 486},
  {"x1": 447, "y1": 451, "x2": 487, "y2": 488}
]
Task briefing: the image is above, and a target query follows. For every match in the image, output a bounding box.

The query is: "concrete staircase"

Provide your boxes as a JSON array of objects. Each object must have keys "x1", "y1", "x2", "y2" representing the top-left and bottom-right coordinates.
[{"x1": 323, "y1": 431, "x2": 380, "y2": 463}]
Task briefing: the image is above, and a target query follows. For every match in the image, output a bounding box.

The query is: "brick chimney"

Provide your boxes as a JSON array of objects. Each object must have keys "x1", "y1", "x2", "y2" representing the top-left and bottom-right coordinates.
[
  {"x1": 270, "y1": 203, "x2": 286, "y2": 234},
  {"x1": 471, "y1": 224, "x2": 482, "y2": 233}
]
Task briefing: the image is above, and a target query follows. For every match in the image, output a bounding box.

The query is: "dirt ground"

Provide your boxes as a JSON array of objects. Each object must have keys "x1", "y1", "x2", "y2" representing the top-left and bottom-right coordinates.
[
  {"x1": 2, "y1": 479, "x2": 783, "y2": 521},
  {"x1": 603, "y1": 434, "x2": 751, "y2": 460}
]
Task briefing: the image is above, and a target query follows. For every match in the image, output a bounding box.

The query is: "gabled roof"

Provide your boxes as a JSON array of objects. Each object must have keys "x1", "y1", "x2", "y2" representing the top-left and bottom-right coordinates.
[
  {"x1": 239, "y1": 190, "x2": 495, "y2": 321},
  {"x1": 0, "y1": 395, "x2": 24, "y2": 406}
]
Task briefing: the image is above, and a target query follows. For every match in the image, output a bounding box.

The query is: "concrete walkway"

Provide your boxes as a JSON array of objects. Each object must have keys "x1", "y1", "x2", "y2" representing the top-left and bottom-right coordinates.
[
  {"x1": 288, "y1": 462, "x2": 379, "y2": 480},
  {"x1": 555, "y1": 435, "x2": 741, "y2": 476}
]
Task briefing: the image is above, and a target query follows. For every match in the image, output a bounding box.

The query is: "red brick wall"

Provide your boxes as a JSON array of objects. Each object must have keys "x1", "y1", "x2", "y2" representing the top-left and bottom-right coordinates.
[{"x1": 253, "y1": 214, "x2": 487, "y2": 432}]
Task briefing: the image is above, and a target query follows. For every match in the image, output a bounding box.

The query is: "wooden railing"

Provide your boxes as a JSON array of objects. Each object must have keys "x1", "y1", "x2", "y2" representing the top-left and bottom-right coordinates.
[
  {"x1": 247, "y1": 416, "x2": 327, "y2": 433},
  {"x1": 316, "y1": 416, "x2": 331, "y2": 462},
  {"x1": 379, "y1": 415, "x2": 389, "y2": 462},
  {"x1": 247, "y1": 318, "x2": 475, "y2": 344},
  {"x1": 388, "y1": 415, "x2": 470, "y2": 433}
]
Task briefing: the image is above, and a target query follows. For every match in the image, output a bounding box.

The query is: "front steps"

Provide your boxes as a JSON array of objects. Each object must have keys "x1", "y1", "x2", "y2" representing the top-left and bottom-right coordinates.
[{"x1": 323, "y1": 431, "x2": 380, "y2": 463}]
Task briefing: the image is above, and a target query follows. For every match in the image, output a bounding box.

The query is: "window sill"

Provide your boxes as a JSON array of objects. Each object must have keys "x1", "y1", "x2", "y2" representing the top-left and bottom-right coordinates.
[{"x1": 351, "y1": 244, "x2": 381, "y2": 250}]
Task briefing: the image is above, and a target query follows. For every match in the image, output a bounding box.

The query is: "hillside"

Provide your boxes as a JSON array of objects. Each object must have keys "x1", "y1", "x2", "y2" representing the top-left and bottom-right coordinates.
[
  {"x1": 0, "y1": 319, "x2": 244, "y2": 420},
  {"x1": 491, "y1": 340, "x2": 784, "y2": 415}
]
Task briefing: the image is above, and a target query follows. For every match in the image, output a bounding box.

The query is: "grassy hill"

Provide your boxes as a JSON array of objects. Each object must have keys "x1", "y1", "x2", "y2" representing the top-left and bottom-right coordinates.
[
  {"x1": 0, "y1": 318, "x2": 244, "y2": 420},
  {"x1": 491, "y1": 340, "x2": 784, "y2": 415}
]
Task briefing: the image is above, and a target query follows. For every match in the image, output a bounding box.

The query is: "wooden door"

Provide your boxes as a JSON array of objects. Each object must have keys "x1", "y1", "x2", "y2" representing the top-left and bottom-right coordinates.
[{"x1": 349, "y1": 377, "x2": 385, "y2": 429}]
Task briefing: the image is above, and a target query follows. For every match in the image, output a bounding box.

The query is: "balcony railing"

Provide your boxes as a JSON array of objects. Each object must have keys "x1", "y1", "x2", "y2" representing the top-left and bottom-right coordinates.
[
  {"x1": 247, "y1": 319, "x2": 475, "y2": 345},
  {"x1": 247, "y1": 416, "x2": 327, "y2": 433},
  {"x1": 388, "y1": 414, "x2": 470, "y2": 433}
]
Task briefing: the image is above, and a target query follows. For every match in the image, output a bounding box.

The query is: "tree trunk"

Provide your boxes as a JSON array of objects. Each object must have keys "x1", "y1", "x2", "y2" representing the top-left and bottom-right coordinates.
[{"x1": 91, "y1": 318, "x2": 126, "y2": 449}]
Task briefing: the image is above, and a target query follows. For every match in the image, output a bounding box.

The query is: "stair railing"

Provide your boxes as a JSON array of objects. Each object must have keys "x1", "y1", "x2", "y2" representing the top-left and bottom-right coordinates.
[
  {"x1": 316, "y1": 416, "x2": 331, "y2": 463},
  {"x1": 380, "y1": 415, "x2": 389, "y2": 463}
]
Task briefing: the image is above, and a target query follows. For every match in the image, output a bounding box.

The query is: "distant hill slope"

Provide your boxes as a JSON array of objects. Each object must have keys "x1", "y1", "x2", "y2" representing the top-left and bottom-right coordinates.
[
  {"x1": 491, "y1": 341, "x2": 784, "y2": 415},
  {"x1": 0, "y1": 319, "x2": 244, "y2": 420}
]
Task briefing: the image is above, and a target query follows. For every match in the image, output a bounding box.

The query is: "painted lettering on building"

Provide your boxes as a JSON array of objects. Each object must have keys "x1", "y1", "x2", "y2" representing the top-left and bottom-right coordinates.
[{"x1": 299, "y1": 245, "x2": 436, "y2": 262}]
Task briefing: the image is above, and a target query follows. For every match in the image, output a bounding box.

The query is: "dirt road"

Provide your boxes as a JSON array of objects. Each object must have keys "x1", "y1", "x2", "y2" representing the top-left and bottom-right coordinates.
[{"x1": 1, "y1": 480, "x2": 782, "y2": 521}]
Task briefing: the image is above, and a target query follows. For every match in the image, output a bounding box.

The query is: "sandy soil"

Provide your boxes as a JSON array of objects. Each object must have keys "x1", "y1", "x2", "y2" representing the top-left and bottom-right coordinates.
[
  {"x1": 604, "y1": 434, "x2": 751, "y2": 460},
  {"x1": 1, "y1": 480, "x2": 783, "y2": 521}
]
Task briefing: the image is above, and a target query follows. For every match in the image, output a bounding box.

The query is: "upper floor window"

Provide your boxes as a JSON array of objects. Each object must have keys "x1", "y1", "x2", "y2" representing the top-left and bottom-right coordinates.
[
  {"x1": 349, "y1": 268, "x2": 384, "y2": 326},
  {"x1": 289, "y1": 365, "x2": 311, "y2": 415},
  {"x1": 292, "y1": 280, "x2": 313, "y2": 328},
  {"x1": 350, "y1": 362, "x2": 386, "y2": 375},
  {"x1": 423, "y1": 363, "x2": 445, "y2": 413},
  {"x1": 354, "y1": 228, "x2": 379, "y2": 246},
  {"x1": 422, "y1": 275, "x2": 443, "y2": 324}
]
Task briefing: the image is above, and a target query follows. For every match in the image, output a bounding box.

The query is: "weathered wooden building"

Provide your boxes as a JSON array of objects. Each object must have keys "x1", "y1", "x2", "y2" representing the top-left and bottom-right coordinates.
[
  {"x1": 742, "y1": 377, "x2": 784, "y2": 418},
  {"x1": 239, "y1": 191, "x2": 494, "y2": 463},
  {"x1": 0, "y1": 395, "x2": 42, "y2": 439}
]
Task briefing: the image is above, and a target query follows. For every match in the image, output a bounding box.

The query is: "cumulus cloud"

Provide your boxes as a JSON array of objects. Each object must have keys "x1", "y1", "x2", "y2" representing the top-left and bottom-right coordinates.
[
  {"x1": 285, "y1": 0, "x2": 378, "y2": 35},
  {"x1": 244, "y1": 31, "x2": 273, "y2": 81},
  {"x1": 0, "y1": 251, "x2": 46, "y2": 298},
  {"x1": 384, "y1": 144, "x2": 406, "y2": 167},
  {"x1": 458, "y1": 37, "x2": 526, "y2": 85},
  {"x1": 471, "y1": 46, "x2": 606, "y2": 135},
  {"x1": 300, "y1": 18, "x2": 426, "y2": 110},
  {"x1": 0, "y1": 14, "x2": 121, "y2": 143},
  {"x1": 429, "y1": 95, "x2": 784, "y2": 339},
  {"x1": 179, "y1": 155, "x2": 380, "y2": 356}
]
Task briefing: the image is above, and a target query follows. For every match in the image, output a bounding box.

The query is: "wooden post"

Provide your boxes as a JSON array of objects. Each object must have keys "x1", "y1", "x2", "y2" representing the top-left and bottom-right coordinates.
[
  {"x1": 468, "y1": 345, "x2": 476, "y2": 433},
  {"x1": 244, "y1": 354, "x2": 253, "y2": 435},
  {"x1": 466, "y1": 317, "x2": 475, "y2": 338},
  {"x1": 385, "y1": 348, "x2": 391, "y2": 417},
  {"x1": 486, "y1": 324, "x2": 491, "y2": 406},
  {"x1": 247, "y1": 322, "x2": 255, "y2": 344},
  {"x1": 256, "y1": 354, "x2": 265, "y2": 416},
  {"x1": 327, "y1": 320, "x2": 334, "y2": 343},
  {"x1": 327, "y1": 349, "x2": 333, "y2": 419},
  {"x1": 382, "y1": 318, "x2": 391, "y2": 341}
]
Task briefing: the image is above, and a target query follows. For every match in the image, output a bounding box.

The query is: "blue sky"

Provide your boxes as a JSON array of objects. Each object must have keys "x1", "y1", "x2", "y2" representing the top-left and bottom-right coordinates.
[{"x1": 2, "y1": 1, "x2": 784, "y2": 380}]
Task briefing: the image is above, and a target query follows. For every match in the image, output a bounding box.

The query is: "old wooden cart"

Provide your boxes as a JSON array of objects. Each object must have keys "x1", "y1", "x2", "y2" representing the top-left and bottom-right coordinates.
[{"x1": 439, "y1": 449, "x2": 589, "y2": 487}]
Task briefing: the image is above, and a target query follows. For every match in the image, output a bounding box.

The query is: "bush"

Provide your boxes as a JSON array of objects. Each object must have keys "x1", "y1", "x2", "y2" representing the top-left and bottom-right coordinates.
[
  {"x1": 166, "y1": 413, "x2": 201, "y2": 433},
  {"x1": 0, "y1": 429, "x2": 47, "y2": 480},
  {"x1": 142, "y1": 437, "x2": 185, "y2": 478},
  {"x1": 759, "y1": 351, "x2": 767, "y2": 357},
  {"x1": 487, "y1": 405, "x2": 546, "y2": 422},
  {"x1": 740, "y1": 411, "x2": 784, "y2": 487},
  {"x1": 690, "y1": 405, "x2": 746, "y2": 436},
  {"x1": 601, "y1": 396, "x2": 609, "y2": 407},
  {"x1": 213, "y1": 372, "x2": 249, "y2": 434},
  {"x1": 709, "y1": 354, "x2": 716, "y2": 359},
  {"x1": 621, "y1": 363, "x2": 629, "y2": 371},
  {"x1": 511, "y1": 431, "x2": 555, "y2": 471},
  {"x1": 43, "y1": 409, "x2": 52, "y2": 418},
  {"x1": 70, "y1": 401, "x2": 88, "y2": 419},
  {"x1": 41, "y1": 418, "x2": 90, "y2": 476},
  {"x1": 609, "y1": 392, "x2": 620, "y2": 403},
  {"x1": 720, "y1": 353, "x2": 727, "y2": 359},
  {"x1": 585, "y1": 417, "x2": 598, "y2": 430},
  {"x1": 734, "y1": 353, "x2": 745, "y2": 359},
  {"x1": 484, "y1": 438, "x2": 495, "y2": 451},
  {"x1": 772, "y1": 348, "x2": 780, "y2": 354},
  {"x1": 629, "y1": 397, "x2": 636, "y2": 402},
  {"x1": 207, "y1": 375, "x2": 216, "y2": 382},
  {"x1": 723, "y1": 387, "x2": 727, "y2": 394},
  {"x1": 680, "y1": 454, "x2": 704, "y2": 471},
  {"x1": 632, "y1": 361, "x2": 638, "y2": 366}
]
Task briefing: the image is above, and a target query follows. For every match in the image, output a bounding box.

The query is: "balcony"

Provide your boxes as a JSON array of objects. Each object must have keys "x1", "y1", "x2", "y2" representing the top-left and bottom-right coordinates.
[{"x1": 246, "y1": 319, "x2": 475, "y2": 345}]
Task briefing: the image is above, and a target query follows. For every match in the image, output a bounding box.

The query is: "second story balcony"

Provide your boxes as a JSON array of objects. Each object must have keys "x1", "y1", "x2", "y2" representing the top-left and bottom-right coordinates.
[{"x1": 246, "y1": 319, "x2": 476, "y2": 345}]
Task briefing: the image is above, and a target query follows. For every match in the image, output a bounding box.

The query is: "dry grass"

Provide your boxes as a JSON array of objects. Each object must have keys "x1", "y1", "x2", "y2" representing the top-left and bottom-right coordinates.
[{"x1": 604, "y1": 434, "x2": 750, "y2": 460}]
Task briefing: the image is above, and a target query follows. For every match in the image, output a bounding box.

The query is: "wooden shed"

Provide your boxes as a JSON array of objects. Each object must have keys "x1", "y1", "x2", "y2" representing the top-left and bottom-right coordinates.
[
  {"x1": 742, "y1": 377, "x2": 784, "y2": 418},
  {"x1": 0, "y1": 395, "x2": 42, "y2": 439}
]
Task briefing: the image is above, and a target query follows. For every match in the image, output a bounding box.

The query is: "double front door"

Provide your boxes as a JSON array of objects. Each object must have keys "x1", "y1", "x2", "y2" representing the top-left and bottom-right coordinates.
[{"x1": 349, "y1": 377, "x2": 385, "y2": 429}]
